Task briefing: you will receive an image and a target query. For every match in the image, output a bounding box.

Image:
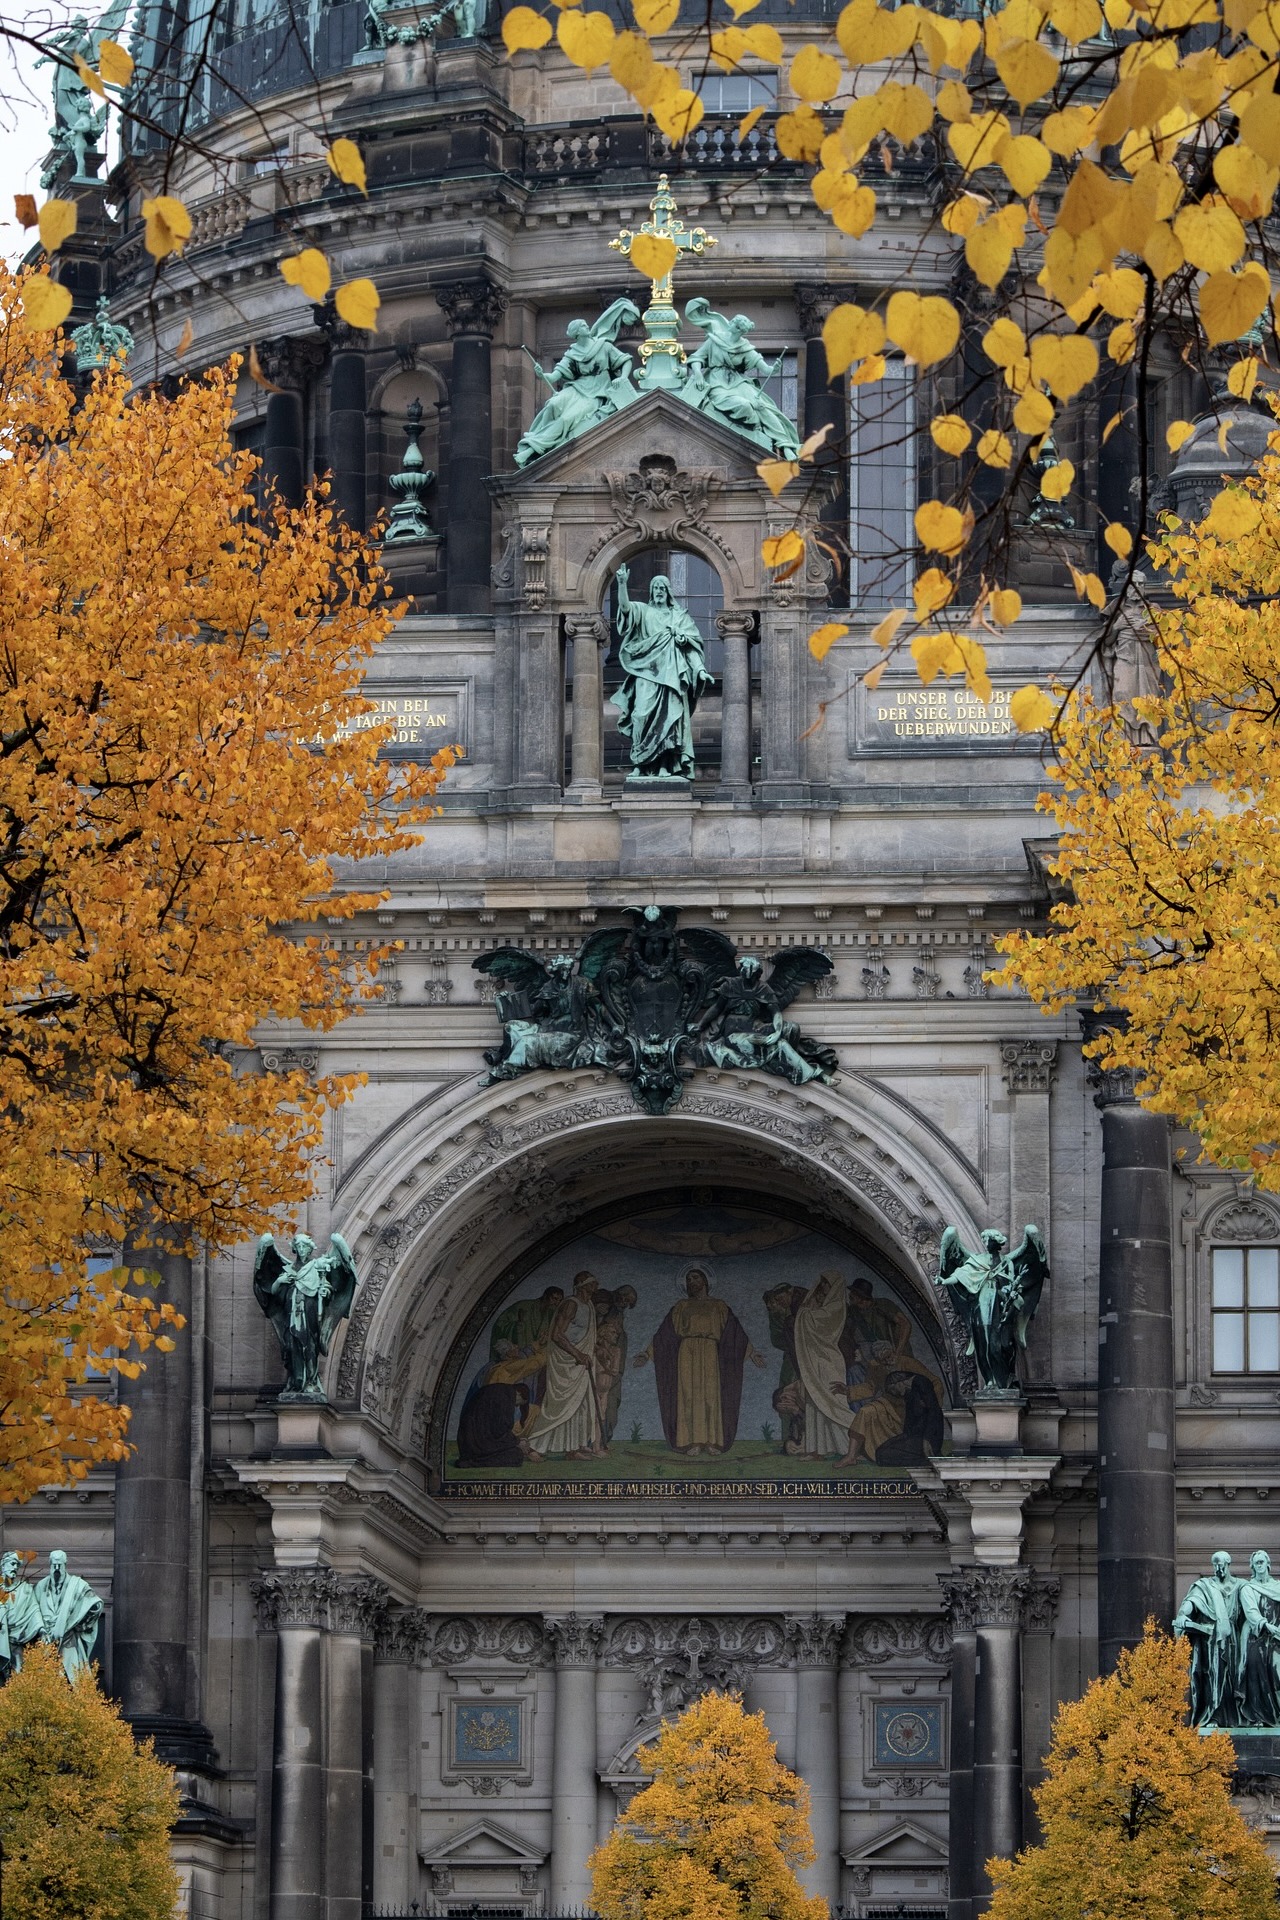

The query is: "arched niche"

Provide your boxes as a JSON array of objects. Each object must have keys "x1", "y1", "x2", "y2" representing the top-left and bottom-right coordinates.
[{"x1": 370, "y1": 364, "x2": 445, "y2": 529}]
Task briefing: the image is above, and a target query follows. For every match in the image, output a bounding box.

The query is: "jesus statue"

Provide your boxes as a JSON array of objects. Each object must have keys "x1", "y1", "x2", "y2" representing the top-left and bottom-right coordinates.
[{"x1": 612, "y1": 564, "x2": 714, "y2": 779}]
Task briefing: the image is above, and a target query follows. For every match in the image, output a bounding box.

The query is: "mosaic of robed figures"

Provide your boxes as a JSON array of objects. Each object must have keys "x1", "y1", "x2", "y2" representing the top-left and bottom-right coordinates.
[{"x1": 434, "y1": 1203, "x2": 951, "y2": 1494}]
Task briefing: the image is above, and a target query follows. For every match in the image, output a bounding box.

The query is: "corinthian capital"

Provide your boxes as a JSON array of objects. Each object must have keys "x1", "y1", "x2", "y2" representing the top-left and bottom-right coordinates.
[
  {"x1": 786, "y1": 1612, "x2": 845, "y2": 1666},
  {"x1": 437, "y1": 277, "x2": 508, "y2": 340},
  {"x1": 547, "y1": 1613, "x2": 604, "y2": 1667}
]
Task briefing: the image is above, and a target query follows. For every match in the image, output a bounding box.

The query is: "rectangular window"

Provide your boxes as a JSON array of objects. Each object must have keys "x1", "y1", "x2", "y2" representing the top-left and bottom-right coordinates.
[
  {"x1": 1212, "y1": 1246, "x2": 1280, "y2": 1373},
  {"x1": 762, "y1": 350, "x2": 798, "y2": 429},
  {"x1": 695, "y1": 72, "x2": 777, "y2": 113},
  {"x1": 849, "y1": 357, "x2": 916, "y2": 610}
]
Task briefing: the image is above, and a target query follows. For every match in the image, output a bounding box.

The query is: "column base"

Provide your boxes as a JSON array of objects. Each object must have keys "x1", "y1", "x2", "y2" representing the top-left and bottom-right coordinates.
[{"x1": 128, "y1": 1713, "x2": 219, "y2": 1772}]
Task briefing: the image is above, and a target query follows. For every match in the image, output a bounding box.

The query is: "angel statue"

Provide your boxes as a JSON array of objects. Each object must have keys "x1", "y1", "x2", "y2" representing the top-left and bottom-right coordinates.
[
  {"x1": 681, "y1": 299, "x2": 801, "y2": 459},
  {"x1": 254, "y1": 1231, "x2": 360, "y2": 1401},
  {"x1": 473, "y1": 949, "x2": 608, "y2": 1080},
  {"x1": 37, "y1": 0, "x2": 131, "y2": 188},
  {"x1": 694, "y1": 952, "x2": 838, "y2": 1086},
  {"x1": 514, "y1": 299, "x2": 640, "y2": 467},
  {"x1": 935, "y1": 1225, "x2": 1049, "y2": 1392}
]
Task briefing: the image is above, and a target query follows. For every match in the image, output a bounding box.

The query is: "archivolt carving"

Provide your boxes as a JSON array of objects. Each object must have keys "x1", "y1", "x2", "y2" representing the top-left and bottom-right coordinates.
[
  {"x1": 329, "y1": 1076, "x2": 979, "y2": 1423},
  {"x1": 1205, "y1": 1196, "x2": 1280, "y2": 1243}
]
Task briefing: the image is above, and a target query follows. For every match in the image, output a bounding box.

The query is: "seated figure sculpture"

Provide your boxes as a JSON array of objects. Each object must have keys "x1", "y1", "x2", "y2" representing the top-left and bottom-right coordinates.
[
  {"x1": 682, "y1": 299, "x2": 802, "y2": 459},
  {"x1": 515, "y1": 300, "x2": 640, "y2": 467}
]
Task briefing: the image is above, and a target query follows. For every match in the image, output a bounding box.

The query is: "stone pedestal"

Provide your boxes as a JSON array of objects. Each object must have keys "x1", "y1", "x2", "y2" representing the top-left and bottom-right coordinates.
[
  {"x1": 549, "y1": 1614, "x2": 603, "y2": 1907},
  {"x1": 787, "y1": 1614, "x2": 843, "y2": 1908}
]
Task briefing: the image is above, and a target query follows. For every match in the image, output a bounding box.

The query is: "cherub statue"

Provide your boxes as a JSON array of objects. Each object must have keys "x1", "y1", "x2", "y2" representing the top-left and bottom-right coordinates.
[
  {"x1": 254, "y1": 1231, "x2": 359, "y2": 1401},
  {"x1": 37, "y1": 0, "x2": 131, "y2": 188},
  {"x1": 935, "y1": 1225, "x2": 1048, "y2": 1391}
]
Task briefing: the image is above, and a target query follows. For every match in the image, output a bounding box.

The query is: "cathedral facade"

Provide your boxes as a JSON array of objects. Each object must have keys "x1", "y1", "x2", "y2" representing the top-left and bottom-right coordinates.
[{"x1": 10, "y1": 4, "x2": 1280, "y2": 1918}]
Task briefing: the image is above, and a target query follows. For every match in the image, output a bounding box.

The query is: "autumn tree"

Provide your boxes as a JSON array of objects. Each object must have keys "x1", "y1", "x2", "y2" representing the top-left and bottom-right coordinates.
[
  {"x1": 987, "y1": 1625, "x2": 1277, "y2": 1920},
  {"x1": 0, "y1": 264, "x2": 453, "y2": 1500},
  {"x1": 0, "y1": 1640, "x2": 181, "y2": 1920},
  {"x1": 590, "y1": 1691, "x2": 829, "y2": 1920},
  {"x1": 996, "y1": 438, "x2": 1280, "y2": 1185}
]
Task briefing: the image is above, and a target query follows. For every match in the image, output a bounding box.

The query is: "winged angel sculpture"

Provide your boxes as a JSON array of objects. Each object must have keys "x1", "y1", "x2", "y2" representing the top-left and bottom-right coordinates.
[
  {"x1": 935, "y1": 1225, "x2": 1049, "y2": 1392},
  {"x1": 474, "y1": 906, "x2": 837, "y2": 1115},
  {"x1": 254, "y1": 1232, "x2": 359, "y2": 1401},
  {"x1": 37, "y1": 0, "x2": 131, "y2": 188}
]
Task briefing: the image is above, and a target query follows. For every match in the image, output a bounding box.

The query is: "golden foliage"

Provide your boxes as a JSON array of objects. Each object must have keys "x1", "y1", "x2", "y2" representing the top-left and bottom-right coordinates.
[
  {"x1": 997, "y1": 433, "x2": 1280, "y2": 1182},
  {"x1": 0, "y1": 1641, "x2": 181, "y2": 1920},
  {"x1": 590, "y1": 1692, "x2": 828, "y2": 1920},
  {"x1": 0, "y1": 269, "x2": 454, "y2": 1499},
  {"x1": 987, "y1": 1628, "x2": 1277, "y2": 1920}
]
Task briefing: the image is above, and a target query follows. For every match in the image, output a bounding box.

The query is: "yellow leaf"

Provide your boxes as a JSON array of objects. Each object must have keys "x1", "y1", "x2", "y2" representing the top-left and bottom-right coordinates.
[
  {"x1": 557, "y1": 8, "x2": 614, "y2": 65},
  {"x1": 75, "y1": 54, "x2": 106, "y2": 97},
  {"x1": 880, "y1": 81, "x2": 933, "y2": 143},
  {"x1": 279, "y1": 249, "x2": 331, "y2": 302},
  {"x1": 1214, "y1": 143, "x2": 1278, "y2": 219},
  {"x1": 630, "y1": 232, "x2": 677, "y2": 281},
  {"x1": 248, "y1": 343, "x2": 284, "y2": 392},
  {"x1": 822, "y1": 302, "x2": 885, "y2": 375},
  {"x1": 1228, "y1": 355, "x2": 1260, "y2": 400},
  {"x1": 836, "y1": 0, "x2": 919, "y2": 63},
  {"x1": 966, "y1": 219, "x2": 1016, "y2": 289},
  {"x1": 790, "y1": 45, "x2": 841, "y2": 101},
  {"x1": 808, "y1": 621, "x2": 850, "y2": 660},
  {"x1": 871, "y1": 606, "x2": 909, "y2": 648},
  {"x1": 1103, "y1": 0, "x2": 1132, "y2": 23},
  {"x1": 948, "y1": 110, "x2": 1012, "y2": 172},
  {"x1": 1048, "y1": 0, "x2": 1102, "y2": 36},
  {"x1": 763, "y1": 530, "x2": 805, "y2": 569},
  {"x1": 1013, "y1": 386, "x2": 1055, "y2": 435},
  {"x1": 958, "y1": 634, "x2": 992, "y2": 703},
  {"x1": 1010, "y1": 683, "x2": 1055, "y2": 730},
  {"x1": 758, "y1": 458, "x2": 800, "y2": 496},
  {"x1": 937, "y1": 78, "x2": 973, "y2": 122},
  {"x1": 633, "y1": 0, "x2": 678, "y2": 27},
  {"x1": 931, "y1": 413, "x2": 972, "y2": 455},
  {"x1": 1166, "y1": 418, "x2": 1196, "y2": 452},
  {"x1": 831, "y1": 182, "x2": 877, "y2": 237},
  {"x1": 18, "y1": 275, "x2": 73, "y2": 333},
  {"x1": 175, "y1": 316, "x2": 194, "y2": 356},
  {"x1": 864, "y1": 658, "x2": 888, "y2": 691},
  {"x1": 914, "y1": 567, "x2": 955, "y2": 614},
  {"x1": 941, "y1": 191, "x2": 988, "y2": 236},
  {"x1": 1029, "y1": 332, "x2": 1099, "y2": 399},
  {"x1": 502, "y1": 5, "x2": 553, "y2": 46},
  {"x1": 1218, "y1": 415, "x2": 1236, "y2": 454},
  {"x1": 13, "y1": 193, "x2": 37, "y2": 229},
  {"x1": 995, "y1": 37, "x2": 1060, "y2": 109},
  {"x1": 610, "y1": 30, "x2": 654, "y2": 90},
  {"x1": 998, "y1": 132, "x2": 1051, "y2": 194},
  {"x1": 1240, "y1": 89, "x2": 1280, "y2": 164},
  {"x1": 990, "y1": 587, "x2": 1022, "y2": 624},
  {"x1": 977, "y1": 428, "x2": 1013, "y2": 467},
  {"x1": 886, "y1": 290, "x2": 959, "y2": 366},
  {"x1": 1141, "y1": 220, "x2": 1185, "y2": 284},
  {"x1": 97, "y1": 36, "x2": 134, "y2": 83},
  {"x1": 1040, "y1": 457, "x2": 1076, "y2": 500},
  {"x1": 983, "y1": 316, "x2": 1027, "y2": 366},
  {"x1": 1095, "y1": 265, "x2": 1145, "y2": 319},
  {"x1": 1174, "y1": 199, "x2": 1247, "y2": 273},
  {"x1": 776, "y1": 106, "x2": 825, "y2": 160},
  {"x1": 141, "y1": 195, "x2": 192, "y2": 259},
  {"x1": 326, "y1": 138, "x2": 367, "y2": 194},
  {"x1": 738, "y1": 104, "x2": 767, "y2": 138},
  {"x1": 1102, "y1": 410, "x2": 1123, "y2": 443},
  {"x1": 1043, "y1": 230, "x2": 1107, "y2": 309},
  {"x1": 37, "y1": 199, "x2": 76, "y2": 255},
  {"x1": 1108, "y1": 320, "x2": 1136, "y2": 364},
  {"x1": 651, "y1": 87, "x2": 703, "y2": 139},
  {"x1": 334, "y1": 278, "x2": 380, "y2": 330},
  {"x1": 1204, "y1": 488, "x2": 1261, "y2": 538},
  {"x1": 798, "y1": 424, "x2": 833, "y2": 461},
  {"x1": 1199, "y1": 262, "x2": 1271, "y2": 347},
  {"x1": 1104, "y1": 521, "x2": 1133, "y2": 558},
  {"x1": 914, "y1": 500, "x2": 968, "y2": 554},
  {"x1": 1082, "y1": 569, "x2": 1107, "y2": 607},
  {"x1": 741, "y1": 22, "x2": 783, "y2": 58},
  {"x1": 911, "y1": 629, "x2": 964, "y2": 682},
  {"x1": 1041, "y1": 104, "x2": 1095, "y2": 154}
]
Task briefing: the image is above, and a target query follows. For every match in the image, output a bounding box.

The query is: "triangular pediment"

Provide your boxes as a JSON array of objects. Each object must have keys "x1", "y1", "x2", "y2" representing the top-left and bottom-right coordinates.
[
  {"x1": 490, "y1": 388, "x2": 767, "y2": 499},
  {"x1": 420, "y1": 1820, "x2": 547, "y2": 1866},
  {"x1": 845, "y1": 1821, "x2": 949, "y2": 1866}
]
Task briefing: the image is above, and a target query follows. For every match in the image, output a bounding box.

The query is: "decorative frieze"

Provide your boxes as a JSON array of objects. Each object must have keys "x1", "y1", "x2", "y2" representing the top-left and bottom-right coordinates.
[{"x1": 843, "y1": 1614, "x2": 952, "y2": 1668}]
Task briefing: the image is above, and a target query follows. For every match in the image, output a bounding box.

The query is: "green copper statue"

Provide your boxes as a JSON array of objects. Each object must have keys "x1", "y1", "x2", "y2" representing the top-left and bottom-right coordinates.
[
  {"x1": 254, "y1": 1231, "x2": 359, "y2": 1400},
  {"x1": 935, "y1": 1224, "x2": 1048, "y2": 1391},
  {"x1": 37, "y1": 0, "x2": 130, "y2": 188},
  {"x1": 613, "y1": 565, "x2": 714, "y2": 779},
  {"x1": 515, "y1": 300, "x2": 640, "y2": 468},
  {"x1": 682, "y1": 299, "x2": 800, "y2": 459},
  {"x1": 1174, "y1": 1551, "x2": 1241, "y2": 1727},
  {"x1": 0, "y1": 1552, "x2": 45, "y2": 1682},
  {"x1": 35, "y1": 1550, "x2": 104, "y2": 1680}
]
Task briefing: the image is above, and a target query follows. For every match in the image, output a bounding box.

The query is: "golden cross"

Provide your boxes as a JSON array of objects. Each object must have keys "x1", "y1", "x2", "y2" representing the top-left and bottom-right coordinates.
[{"x1": 608, "y1": 173, "x2": 718, "y2": 310}]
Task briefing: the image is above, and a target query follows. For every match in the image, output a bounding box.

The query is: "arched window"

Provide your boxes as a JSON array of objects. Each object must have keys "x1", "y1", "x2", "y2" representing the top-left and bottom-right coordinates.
[{"x1": 1211, "y1": 1244, "x2": 1280, "y2": 1373}]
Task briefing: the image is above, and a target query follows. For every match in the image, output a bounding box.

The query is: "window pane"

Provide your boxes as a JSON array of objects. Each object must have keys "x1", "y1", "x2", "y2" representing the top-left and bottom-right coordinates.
[
  {"x1": 1250, "y1": 1248, "x2": 1279, "y2": 1306},
  {"x1": 1214, "y1": 1313, "x2": 1246, "y2": 1372},
  {"x1": 1213, "y1": 1247, "x2": 1245, "y2": 1307},
  {"x1": 1250, "y1": 1313, "x2": 1280, "y2": 1372},
  {"x1": 850, "y1": 360, "x2": 916, "y2": 609}
]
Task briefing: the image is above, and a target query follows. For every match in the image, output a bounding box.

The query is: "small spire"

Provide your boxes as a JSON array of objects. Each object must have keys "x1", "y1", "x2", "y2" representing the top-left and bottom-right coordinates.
[{"x1": 383, "y1": 397, "x2": 435, "y2": 544}]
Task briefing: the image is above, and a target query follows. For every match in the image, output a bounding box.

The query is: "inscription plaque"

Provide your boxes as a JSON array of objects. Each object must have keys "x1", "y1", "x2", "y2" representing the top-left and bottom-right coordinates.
[
  {"x1": 332, "y1": 685, "x2": 467, "y2": 758},
  {"x1": 854, "y1": 682, "x2": 1037, "y2": 752}
]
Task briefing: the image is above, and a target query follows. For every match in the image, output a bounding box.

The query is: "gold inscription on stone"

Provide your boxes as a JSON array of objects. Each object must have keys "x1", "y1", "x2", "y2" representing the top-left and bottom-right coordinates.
[
  {"x1": 345, "y1": 695, "x2": 458, "y2": 747},
  {"x1": 867, "y1": 686, "x2": 1015, "y2": 741}
]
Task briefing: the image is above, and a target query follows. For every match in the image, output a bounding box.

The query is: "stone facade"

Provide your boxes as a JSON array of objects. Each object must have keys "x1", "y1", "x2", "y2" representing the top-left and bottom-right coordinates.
[{"x1": 12, "y1": 7, "x2": 1280, "y2": 1920}]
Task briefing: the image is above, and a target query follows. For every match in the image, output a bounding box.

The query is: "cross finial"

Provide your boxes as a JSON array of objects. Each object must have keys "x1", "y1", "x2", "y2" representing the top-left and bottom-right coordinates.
[{"x1": 608, "y1": 175, "x2": 718, "y2": 386}]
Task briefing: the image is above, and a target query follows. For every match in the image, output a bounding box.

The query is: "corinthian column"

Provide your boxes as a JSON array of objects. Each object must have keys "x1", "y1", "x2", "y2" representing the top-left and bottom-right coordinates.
[
  {"x1": 372, "y1": 1610, "x2": 429, "y2": 1913},
  {"x1": 254, "y1": 1567, "x2": 339, "y2": 1920},
  {"x1": 716, "y1": 610, "x2": 755, "y2": 797},
  {"x1": 786, "y1": 1614, "x2": 844, "y2": 1908},
  {"x1": 438, "y1": 276, "x2": 507, "y2": 614},
  {"x1": 939, "y1": 1570, "x2": 1027, "y2": 1920},
  {"x1": 548, "y1": 1614, "x2": 603, "y2": 1907},
  {"x1": 327, "y1": 1576, "x2": 388, "y2": 1920},
  {"x1": 566, "y1": 613, "x2": 608, "y2": 795}
]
